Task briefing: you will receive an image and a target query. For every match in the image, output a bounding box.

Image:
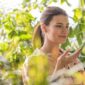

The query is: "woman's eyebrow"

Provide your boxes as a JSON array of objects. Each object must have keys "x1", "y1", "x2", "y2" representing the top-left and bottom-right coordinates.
[
  {"x1": 56, "y1": 23, "x2": 63, "y2": 25},
  {"x1": 56, "y1": 23, "x2": 69, "y2": 25}
]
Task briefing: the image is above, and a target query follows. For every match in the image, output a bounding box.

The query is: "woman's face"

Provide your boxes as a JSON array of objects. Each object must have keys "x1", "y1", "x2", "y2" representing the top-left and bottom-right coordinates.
[{"x1": 45, "y1": 15, "x2": 69, "y2": 44}]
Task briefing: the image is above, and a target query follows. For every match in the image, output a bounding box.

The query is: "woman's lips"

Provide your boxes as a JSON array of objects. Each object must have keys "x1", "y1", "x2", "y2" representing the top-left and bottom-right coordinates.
[{"x1": 59, "y1": 35, "x2": 67, "y2": 38}]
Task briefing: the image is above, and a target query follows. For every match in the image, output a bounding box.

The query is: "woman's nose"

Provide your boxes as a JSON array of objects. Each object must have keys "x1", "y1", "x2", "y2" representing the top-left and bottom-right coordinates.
[{"x1": 61, "y1": 27, "x2": 68, "y2": 33}]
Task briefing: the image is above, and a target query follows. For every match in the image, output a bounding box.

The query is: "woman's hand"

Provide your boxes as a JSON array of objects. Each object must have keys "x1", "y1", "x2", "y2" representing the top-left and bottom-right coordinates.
[{"x1": 55, "y1": 48, "x2": 81, "y2": 70}]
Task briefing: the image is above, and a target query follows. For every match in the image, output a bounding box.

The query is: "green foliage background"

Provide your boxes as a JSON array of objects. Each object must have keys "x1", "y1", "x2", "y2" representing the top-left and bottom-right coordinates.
[{"x1": 0, "y1": 0, "x2": 85, "y2": 85}]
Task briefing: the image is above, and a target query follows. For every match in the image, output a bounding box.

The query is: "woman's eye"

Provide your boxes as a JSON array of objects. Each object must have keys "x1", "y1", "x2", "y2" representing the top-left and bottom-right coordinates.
[
  {"x1": 66, "y1": 26, "x2": 69, "y2": 29},
  {"x1": 55, "y1": 25, "x2": 62, "y2": 28},
  {"x1": 55, "y1": 25, "x2": 69, "y2": 30}
]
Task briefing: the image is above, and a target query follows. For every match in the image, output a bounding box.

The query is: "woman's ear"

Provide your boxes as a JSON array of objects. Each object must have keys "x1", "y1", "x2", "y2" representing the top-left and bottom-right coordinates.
[{"x1": 41, "y1": 23, "x2": 47, "y2": 33}]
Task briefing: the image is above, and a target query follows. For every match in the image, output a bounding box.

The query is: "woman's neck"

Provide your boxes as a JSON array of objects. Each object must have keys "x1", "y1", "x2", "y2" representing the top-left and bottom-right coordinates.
[{"x1": 40, "y1": 38, "x2": 60, "y2": 58}]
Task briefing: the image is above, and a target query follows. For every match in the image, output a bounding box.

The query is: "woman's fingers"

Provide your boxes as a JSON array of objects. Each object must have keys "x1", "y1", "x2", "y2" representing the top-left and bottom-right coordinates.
[
  {"x1": 57, "y1": 49, "x2": 70, "y2": 65},
  {"x1": 56, "y1": 48, "x2": 81, "y2": 70},
  {"x1": 56, "y1": 49, "x2": 70, "y2": 70},
  {"x1": 59, "y1": 49, "x2": 70, "y2": 59},
  {"x1": 67, "y1": 48, "x2": 81, "y2": 63},
  {"x1": 71, "y1": 48, "x2": 81, "y2": 59},
  {"x1": 59, "y1": 48, "x2": 80, "y2": 65}
]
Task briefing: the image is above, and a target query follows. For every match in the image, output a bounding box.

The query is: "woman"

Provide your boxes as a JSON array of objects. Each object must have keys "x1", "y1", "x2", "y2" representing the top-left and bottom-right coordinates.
[{"x1": 22, "y1": 6, "x2": 83, "y2": 85}]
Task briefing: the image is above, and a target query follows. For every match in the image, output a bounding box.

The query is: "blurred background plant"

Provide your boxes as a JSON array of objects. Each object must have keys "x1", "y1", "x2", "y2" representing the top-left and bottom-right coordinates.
[{"x1": 0, "y1": 0, "x2": 85, "y2": 85}]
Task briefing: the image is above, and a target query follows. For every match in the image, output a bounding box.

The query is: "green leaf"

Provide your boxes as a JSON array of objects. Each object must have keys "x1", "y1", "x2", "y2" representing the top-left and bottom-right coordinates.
[
  {"x1": 61, "y1": 38, "x2": 71, "y2": 49},
  {"x1": 68, "y1": 27, "x2": 74, "y2": 38},
  {"x1": 8, "y1": 30, "x2": 16, "y2": 38},
  {"x1": 53, "y1": 0, "x2": 57, "y2": 2},
  {"x1": 76, "y1": 34, "x2": 82, "y2": 45},
  {"x1": 79, "y1": 56, "x2": 85, "y2": 62},
  {"x1": 65, "y1": 0, "x2": 71, "y2": 6},
  {"x1": 33, "y1": 4, "x2": 38, "y2": 9},
  {"x1": 80, "y1": 0, "x2": 85, "y2": 7},
  {"x1": 0, "y1": 42, "x2": 9, "y2": 52},
  {"x1": 24, "y1": 0, "x2": 30, "y2": 2},
  {"x1": 73, "y1": 8, "x2": 82, "y2": 21},
  {"x1": 61, "y1": 0, "x2": 65, "y2": 4},
  {"x1": 20, "y1": 34, "x2": 32, "y2": 40},
  {"x1": 39, "y1": 6, "x2": 44, "y2": 12}
]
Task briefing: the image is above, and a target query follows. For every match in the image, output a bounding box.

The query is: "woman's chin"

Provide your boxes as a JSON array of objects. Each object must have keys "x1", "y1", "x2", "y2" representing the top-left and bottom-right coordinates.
[
  {"x1": 60, "y1": 38, "x2": 67, "y2": 43},
  {"x1": 60, "y1": 40, "x2": 66, "y2": 44}
]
